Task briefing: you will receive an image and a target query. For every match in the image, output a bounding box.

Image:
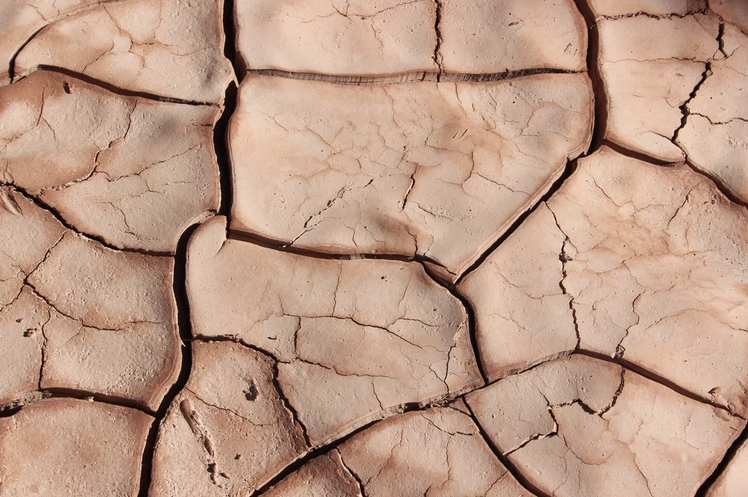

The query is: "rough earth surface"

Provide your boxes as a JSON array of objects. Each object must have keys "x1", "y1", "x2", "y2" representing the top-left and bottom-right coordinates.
[{"x1": 1, "y1": 0, "x2": 747, "y2": 496}]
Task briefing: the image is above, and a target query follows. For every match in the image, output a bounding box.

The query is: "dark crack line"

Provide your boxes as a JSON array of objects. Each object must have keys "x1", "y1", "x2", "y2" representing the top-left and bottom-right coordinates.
[
  {"x1": 228, "y1": 228, "x2": 450, "y2": 274},
  {"x1": 672, "y1": 63, "x2": 712, "y2": 144},
  {"x1": 455, "y1": 159, "x2": 579, "y2": 285},
  {"x1": 695, "y1": 420, "x2": 748, "y2": 496},
  {"x1": 557, "y1": 236, "x2": 581, "y2": 351},
  {"x1": 244, "y1": 68, "x2": 583, "y2": 86},
  {"x1": 572, "y1": 0, "x2": 608, "y2": 153},
  {"x1": 22, "y1": 388, "x2": 155, "y2": 416},
  {"x1": 598, "y1": 141, "x2": 748, "y2": 210},
  {"x1": 222, "y1": 0, "x2": 243, "y2": 82},
  {"x1": 602, "y1": 139, "x2": 681, "y2": 166},
  {"x1": 464, "y1": 402, "x2": 550, "y2": 497},
  {"x1": 247, "y1": 395, "x2": 458, "y2": 497},
  {"x1": 137, "y1": 223, "x2": 201, "y2": 497},
  {"x1": 6, "y1": 0, "x2": 130, "y2": 81},
  {"x1": 420, "y1": 263, "x2": 488, "y2": 385},
  {"x1": 271, "y1": 360, "x2": 312, "y2": 448},
  {"x1": 432, "y1": 0, "x2": 443, "y2": 77},
  {"x1": 4, "y1": 185, "x2": 173, "y2": 257},
  {"x1": 575, "y1": 350, "x2": 743, "y2": 418},
  {"x1": 214, "y1": 81, "x2": 238, "y2": 216},
  {"x1": 683, "y1": 159, "x2": 748, "y2": 209},
  {"x1": 337, "y1": 449, "x2": 369, "y2": 497},
  {"x1": 12, "y1": 65, "x2": 220, "y2": 107}
]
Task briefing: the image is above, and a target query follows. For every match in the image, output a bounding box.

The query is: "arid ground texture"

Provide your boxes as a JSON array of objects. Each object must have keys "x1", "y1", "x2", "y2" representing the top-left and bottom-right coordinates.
[{"x1": 1, "y1": 0, "x2": 748, "y2": 496}]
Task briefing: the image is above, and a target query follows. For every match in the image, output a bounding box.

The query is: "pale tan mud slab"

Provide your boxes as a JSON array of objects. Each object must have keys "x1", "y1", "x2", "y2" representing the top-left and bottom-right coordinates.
[
  {"x1": 0, "y1": 70, "x2": 221, "y2": 253},
  {"x1": 0, "y1": 189, "x2": 179, "y2": 410},
  {"x1": 677, "y1": 23, "x2": 748, "y2": 203},
  {"x1": 265, "y1": 403, "x2": 534, "y2": 497},
  {"x1": 150, "y1": 341, "x2": 307, "y2": 497},
  {"x1": 466, "y1": 355, "x2": 745, "y2": 497},
  {"x1": 0, "y1": 398, "x2": 151, "y2": 496},
  {"x1": 461, "y1": 146, "x2": 748, "y2": 416},
  {"x1": 229, "y1": 73, "x2": 592, "y2": 281},
  {"x1": 11, "y1": 0, "x2": 233, "y2": 102},
  {"x1": 185, "y1": 216, "x2": 482, "y2": 446},
  {"x1": 599, "y1": 13, "x2": 720, "y2": 162},
  {"x1": 234, "y1": 0, "x2": 586, "y2": 75}
]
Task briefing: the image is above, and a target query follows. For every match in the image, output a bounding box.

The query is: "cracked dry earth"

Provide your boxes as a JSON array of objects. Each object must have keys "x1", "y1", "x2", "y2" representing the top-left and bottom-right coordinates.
[{"x1": 2, "y1": 0, "x2": 748, "y2": 496}]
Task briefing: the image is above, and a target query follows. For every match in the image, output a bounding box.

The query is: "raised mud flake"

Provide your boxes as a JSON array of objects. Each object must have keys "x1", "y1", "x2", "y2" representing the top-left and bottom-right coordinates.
[
  {"x1": 677, "y1": 23, "x2": 748, "y2": 203},
  {"x1": 236, "y1": 0, "x2": 586, "y2": 75},
  {"x1": 11, "y1": 0, "x2": 233, "y2": 103},
  {"x1": 0, "y1": 398, "x2": 151, "y2": 496},
  {"x1": 598, "y1": 13, "x2": 720, "y2": 162},
  {"x1": 266, "y1": 404, "x2": 534, "y2": 497},
  {"x1": 466, "y1": 355, "x2": 745, "y2": 497},
  {"x1": 0, "y1": 189, "x2": 180, "y2": 410},
  {"x1": 462, "y1": 146, "x2": 748, "y2": 416},
  {"x1": 186, "y1": 216, "x2": 482, "y2": 446},
  {"x1": 230, "y1": 73, "x2": 592, "y2": 281},
  {"x1": 150, "y1": 341, "x2": 307, "y2": 497},
  {"x1": 0, "y1": 70, "x2": 221, "y2": 253},
  {"x1": 707, "y1": 438, "x2": 748, "y2": 497}
]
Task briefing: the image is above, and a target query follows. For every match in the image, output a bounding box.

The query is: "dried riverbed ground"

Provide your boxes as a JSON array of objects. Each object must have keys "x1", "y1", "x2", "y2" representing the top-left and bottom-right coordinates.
[{"x1": 1, "y1": 0, "x2": 748, "y2": 496}]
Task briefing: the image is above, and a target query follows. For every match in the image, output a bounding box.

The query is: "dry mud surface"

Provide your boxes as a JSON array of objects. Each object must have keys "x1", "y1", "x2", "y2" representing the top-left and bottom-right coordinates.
[{"x1": 1, "y1": 0, "x2": 748, "y2": 496}]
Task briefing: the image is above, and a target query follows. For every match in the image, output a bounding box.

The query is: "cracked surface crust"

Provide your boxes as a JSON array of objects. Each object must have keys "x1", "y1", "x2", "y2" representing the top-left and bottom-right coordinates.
[{"x1": 1, "y1": 0, "x2": 748, "y2": 496}]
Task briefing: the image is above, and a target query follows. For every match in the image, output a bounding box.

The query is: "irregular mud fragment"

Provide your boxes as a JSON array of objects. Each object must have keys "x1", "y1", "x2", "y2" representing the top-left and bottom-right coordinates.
[
  {"x1": 12, "y1": 0, "x2": 233, "y2": 102},
  {"x1": 677, "y1": 23, "x2": 748, "y2": 203},
  {"x1": 461, "y1": 147, "x2": 748, "y2": 416},
  {"x1": 466, "y1": 355, "x2": 745, "y2": 497},
  {"x1": 0, "y1": 398, "x2": 151, "y2": 496},
  {"x1": 186, "y1": 216, "x2": 481, "y2": 445},
  {"x1": 230, "y1": 74, "x2": 592, "y2": 280},
  {"x1": 235, "y1": 0, "x2": 585, "y2": 75},
  {"x1": 0, "y1": 189, "x2": 179, "y2": 410},
  {"x1": 0, "y1": 70, "x2": 220, "y2": 252},
  {"x1": 598, "y1": 13, "x2": 720, "y2": 161},
  {"x1": 266, "y1": 404, "x2": 534, "y2": 497},
  {"x1": 707, "y1": 438, "x2": 748, "y2": 497},
  {"x1": 150, "y1": 341, "x2": 307, "y2": 497}
]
